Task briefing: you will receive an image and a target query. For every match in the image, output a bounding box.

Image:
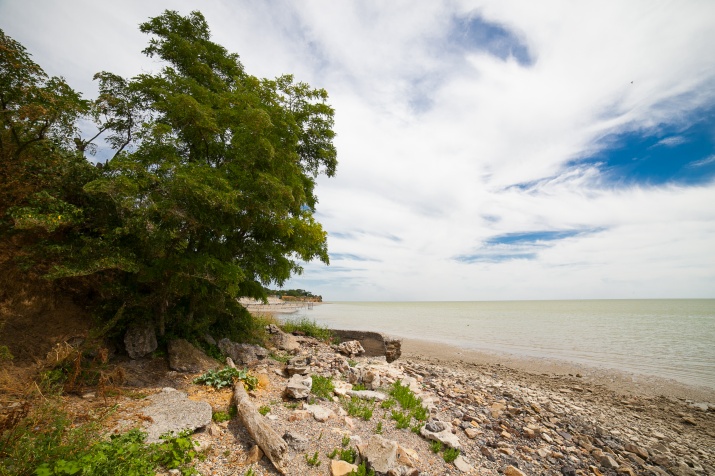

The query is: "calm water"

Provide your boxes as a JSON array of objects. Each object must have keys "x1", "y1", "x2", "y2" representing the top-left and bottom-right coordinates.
[{"x1": 295, "y1": 300, "x2": 715, "y2": 390}]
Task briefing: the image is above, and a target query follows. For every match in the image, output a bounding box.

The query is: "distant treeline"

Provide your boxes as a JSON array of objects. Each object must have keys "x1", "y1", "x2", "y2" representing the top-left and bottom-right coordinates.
[{"x1": 264, "y1": 288, "x2": 322, "y2": 299}]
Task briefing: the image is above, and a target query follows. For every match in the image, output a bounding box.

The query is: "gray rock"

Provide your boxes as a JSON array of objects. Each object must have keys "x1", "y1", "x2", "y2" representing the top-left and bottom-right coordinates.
[
  {"x1": 283, "y1": 431, "x2": 309, "y2": 451},
  {"x1": 143, "y1": 388, "x2": 212, "y2": 443},
  {"x1": 284, "y1": 374, "x2": 312, "y2": 399},
  {"x1": 600, "y1": 454, "x2": 619, "y2": 469},
  {"x1": 453, "y1": 456, "x2": 473, "y2": 472},
  {"x1": 336, "y1": 340, "x2": 365, "y2": 357},
  {"x1": 359, "y1": 435, "x2": 398, "y2": 474},
  {"x1": 286, "y1": 355, "x2": 311, "y2": 376},
  {"x1": 304, "y1": 404, "x2": 334, "y2": 422},
  {"x1": 167, "y1": 339, "x2": 217, "y2": 373},
  {"x1": 420, "y1": 419, "x2": 462, "y2": 450},
  {"x1": 384, "y1": 337, "x2": 402, "y2": 363},
  {"x1": 217, "y1": 338, "x2": 268, "y2": 366},
  {"x1": 266, "y1": 324, "x2": 301, "y2": 352},
  {"x1": 347, "y1": 390, "x2": 388, "y2": 401},
  {"x1": 124, "y1": 323, "x2": 157, "y2": 359}
]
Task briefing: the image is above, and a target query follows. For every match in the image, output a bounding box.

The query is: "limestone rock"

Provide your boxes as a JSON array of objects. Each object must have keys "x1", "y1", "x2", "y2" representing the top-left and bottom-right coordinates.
[
  {"x1": 600, "y1": 454, "x2": 620, "y2": 469},
  {"x1": 304, "y1": 403, "x2": 335, "y2": 422},
  {"x1": 217, "y1": 338, "x2": 267, "y2": 366},
  {"x1": 453, "y1": 455, "x2": 473, "y2": 473},
  {"x1": 384, "y1": 337, "x2": 402, "y2": 363},
  {"x1": 346, "y1": 390, "x2": 388, "y2": 401},
  {"x1": 283, "y1": 431, "x2": 309, "y2": 452},
  {"x1": 124, "y1": 323, "x2": 157, "y2": 359},
  {"x1": 360, "y1": 434, "x2": 398, "y2": 474},
  {"x1": 330, "y1": 459, "x2": 358, "y2": 476},
  {"x1": 284, "y1": 374, "x2": 312, "y2": 399},
  {"x1": 244, "y1": 444, "x2": 263, "y2": 464},
  {"x1": 266, "y1": 324, "x2": 300, "y2": 352},
  {"x1": 286, "y1": 355, "x2": 311, "y2": 376},
  {"x1": 420, "y1": 419, "x2": 462, "y2": 450},
  {"x1": 624, "y1": 442, "x2": 649, "y2": 460},
  {"x1": 504, "y1": 466, "x2": 526, "y2": 476},
  {"x1": 167, "y1": 339, "x2": 217, "y2": 373},
  {"x1": 142, "y1": 388, "x2": 212, "y2": 443},
  {"x1": 336, "y1": 340, "x2": 365, "y2": 357}
]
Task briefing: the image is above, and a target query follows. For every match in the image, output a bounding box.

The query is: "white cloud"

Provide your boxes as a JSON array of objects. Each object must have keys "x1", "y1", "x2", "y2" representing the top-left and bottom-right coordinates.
[{"x1": 2, "y1": 0, "x2": 714, "y2": 300}]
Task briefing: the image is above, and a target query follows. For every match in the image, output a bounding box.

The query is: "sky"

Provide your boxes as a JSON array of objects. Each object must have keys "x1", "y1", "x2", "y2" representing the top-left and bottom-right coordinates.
[{"x1": 2, "y1": 0, "x2": 715, "y2": 301}]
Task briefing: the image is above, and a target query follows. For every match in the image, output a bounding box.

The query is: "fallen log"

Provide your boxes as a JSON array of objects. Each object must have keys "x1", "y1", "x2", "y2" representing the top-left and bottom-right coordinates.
[{"x1": 230, "y1": 359, "x2": 289, "y2": 474}]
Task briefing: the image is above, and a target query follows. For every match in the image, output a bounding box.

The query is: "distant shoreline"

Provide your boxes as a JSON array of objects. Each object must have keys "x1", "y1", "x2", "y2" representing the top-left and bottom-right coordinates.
[{"x1": 239, "y1": 297, "x2": 321, "y2": 315}]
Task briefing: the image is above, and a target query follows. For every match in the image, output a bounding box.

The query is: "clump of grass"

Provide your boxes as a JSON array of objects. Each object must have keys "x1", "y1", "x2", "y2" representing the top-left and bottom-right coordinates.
[
  {"x1": 351, "y1": 383, "x2": 367, "y2": 391},
  {"x1": 430, "y1": 440, "x2": 443, "y2": 453},
  {"x1": 305, "y1": 451, "x2": 321, "y2": 467},
  {"x1": 348, "y1": 462, "x2": 375, "y2": 476},
  {"x1": 310, "y1": 375, "x2": 335, "y2": 399},
  {"x1": 328, "y1": 447, "x2": 357, "y2": 464},
  {"x1": 269, "y1": 351, "x2": 291, "y2": 364},
  {"x1": 258, "y1": 405, "x2": 271, "y2": 416},
  {"x1": 341, "y1": 434, "x2": 351, "y2": 447},
  {"x1": 375, "y1": 421, "x2": 383, "y2": 434},
  {"x1": 380, "y1": 398, "x2": 396, "y2": 410},
  {"x1": 341, "y1": 396, "x2": 374, "y2": 421},
  {"x1": 390, "y1": 410, "x2": 411, "y2": 429},
  {"x1": 410, "y1": 422, "x2": 423, "y2": 434},
  {"x1": 280, "y1": 317, "x2": 333, "y2": 342},
  {"x1": 443, "y1": 447, "x2": 460, "y2": 463}
]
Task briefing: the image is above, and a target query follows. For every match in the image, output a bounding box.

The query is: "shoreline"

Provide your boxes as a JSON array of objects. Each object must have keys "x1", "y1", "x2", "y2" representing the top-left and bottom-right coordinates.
[{"x1": 401, "y1": 337, "x2": 715, "y2": 404}]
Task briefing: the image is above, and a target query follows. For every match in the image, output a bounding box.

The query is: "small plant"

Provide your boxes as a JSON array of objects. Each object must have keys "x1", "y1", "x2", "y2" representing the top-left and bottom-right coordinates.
[
  {"x1": 212, "y1": 411, "x2": 231, "y2": 423},
  {"x1": 284, "y1": 402, "x2": 299, "y2": 409},
  {"x1": 244, "y1": 467, "x2": 256, "y2": 476},
  {"x1": 410, "y1": 422, "x2": 423, "y2": 434},
  {"x1": 351, "y1": 382, "x2": 367, "y2": 391},
  {"x1": 390, "y1": 410, "x2": 411, "y2": 429},
  {"x1": 443, "y1": 447, "x2": 460, "y2": 463},
  {"x1": 311, "y1": 375, "x2": 335, "y2": 399},
  {"x1": 228, "y1": 404, "x2": 237, "y2": 419},
  {"x1": 269, "y1": 351, "x2": 291, "y2": 363},
  {"x1": 430, "y1": 440, "x2": 443, "y2": 453},
  {"x1": 380, "y1": 398, "x2": 396, "y2": 410},
  {"x1": 375, "y1": 421, "x2": 383, "y2": 434},
  {"x1": 328, "y1": 448, "x2": 339, "y2": 459},
  {"x1": 281, "y1": 317, "x2": 333, "y2": 342},
  {"x1": 341, "y1": 396, "x2": 374, "y2": 421},
  {"x1": 339, "y1": 447, "x2": 357, "y2": 464},
  {"x1": 258, "y1": 405, "x2": 271, "y2": 416},
  {"x1": 347, "y1": 358, "x2": 357, "y2": 367},
  {"x1": 348, "y1": 462, "x2": 376, "y2": 476},
  {"x1": 341, "y1": 434, "x2": 351, "y2": 447},
  {"x1": 305, "y1": 451, "x2": 321, "y2": 467},
  {"x1": 193, "y1": 366, "x2": 258, "y2": 390},
  {"x1": 388, "y1": 380, "x2": 427, "y2": 421}
]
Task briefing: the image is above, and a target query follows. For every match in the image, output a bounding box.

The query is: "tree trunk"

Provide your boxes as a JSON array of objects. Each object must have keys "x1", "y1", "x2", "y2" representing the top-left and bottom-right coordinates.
[{"x1": 230, "y1": 362, "x2": 289, "y2": 474}]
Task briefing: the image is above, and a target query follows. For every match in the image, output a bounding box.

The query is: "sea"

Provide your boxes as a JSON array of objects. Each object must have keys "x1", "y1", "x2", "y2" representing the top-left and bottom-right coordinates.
[{"x1": 292, "y1": 299, "x2": 715, "y2": 390}]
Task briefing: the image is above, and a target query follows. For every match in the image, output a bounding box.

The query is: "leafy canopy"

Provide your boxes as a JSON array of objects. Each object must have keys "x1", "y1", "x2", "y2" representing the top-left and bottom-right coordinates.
[{"x1": 1, "y1": 10, "x2": 337, "y2": 340}]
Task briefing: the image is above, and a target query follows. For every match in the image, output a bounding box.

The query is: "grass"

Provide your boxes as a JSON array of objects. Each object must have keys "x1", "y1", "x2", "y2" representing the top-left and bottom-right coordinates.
[
  {"x1": 380, "y1": 398, "x2": 396, "y2": 410},
  {"x1": 348, "y1": 462, "x2": 375, "y2": 476},
  {"x1": 390, "y1": 410, "x2": 411, "y2": 429},
  {"x1": 305, "y1": 451, "x2": 321, "y2": 467},
  {"x1": 310, "y1": 375, "x2": 335, "y2": 399},
  {"x1": 327, "y1": 446, "x2": 357, "y2": 464},
  {"x1": 443, "y1": 447, "x2": 460, "y2": 463},
  {"x1": 258, "y1": 405, "x2": 271, "y2": 416},
  {"x1": 375, "y1": 421, "x2": 383, "y2": 434},
  {"x1": 430, "y1": 440, "x2": 443, "y2": 453},
  {"x1": 212, "y1": 411, "x2": 231, "y2": 423},
  {"x1": 340, "y1": 396, "x2": 374, "y2": 421},
  {"x1": 0, "y1": 398, "x2": 200, "y2": 476},
  {"x1": 341, "y1": 434, "x2": 351, "y2": 447},
  {"x1": 280, "y1": 317, "x2": 333, "y2": 342}
]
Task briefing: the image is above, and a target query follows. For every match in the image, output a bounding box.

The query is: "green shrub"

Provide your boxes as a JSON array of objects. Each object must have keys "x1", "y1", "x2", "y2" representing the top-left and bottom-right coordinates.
[
  {"x1": 305, "y1": 451, "x2": 321, "y2": 467},
  {"x1": 388, "y1": 380, "x2": 427, "y2": 421},
  {"x1": 380, "y1": 398, "x2": 396, "y2": 410},
  {"x1": 348, "y1": 462, "x2": 375, "y2": 476},
  {"x1": 341, "y1": 434, "x2": 351, "y2": 447},
  {"x1": 212, "y1": 411, "x2": 231, "y2": 423},
  {"x1": 443, "y1": 447, "x2": 460, "y2": 463},
  {"x1": 258, "y1": 405, "x2": 271, "y2": 416},
  {"x1": 375, "y1": 421, "x2": 383, "y2": 434},
  {"x1": 192, "y1": 366, "x2": 258, "y2": 390},
  {"x1": 310, "y1": 375, "x2": 335, "y2": 399},
  {"x1": 429, "y1": 440, "x2": 443, "y2": 453},
  {"x1": 341, "y1": 396, "x2": 374, "y2": 421},
  {"x1": 390, "y1": 410, "x2": 411, "y2": 429}
]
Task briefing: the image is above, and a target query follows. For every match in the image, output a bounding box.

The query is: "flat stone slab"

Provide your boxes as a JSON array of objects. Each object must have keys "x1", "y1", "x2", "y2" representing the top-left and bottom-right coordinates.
[
  {"x1": 143, "y1": 387, "x2": 212, "y2": 443},
  {"x1": 346, "y1": 390, "x2": 387, "y2": 401}
]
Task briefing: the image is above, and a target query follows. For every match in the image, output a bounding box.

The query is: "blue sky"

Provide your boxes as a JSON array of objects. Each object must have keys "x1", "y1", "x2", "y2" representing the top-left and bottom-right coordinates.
[{"x1": 2, "y1": 0, "x2": 714, "y2": 300}]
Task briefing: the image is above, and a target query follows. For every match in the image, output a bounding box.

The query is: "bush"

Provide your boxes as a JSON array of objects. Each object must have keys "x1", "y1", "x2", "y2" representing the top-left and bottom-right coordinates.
[
  {"x1": 192, "y1": 367, "x2": 258, "y2": 390},
  {"x1": 310, "y1": 375, "x2": 335, "y2": 399},
  {"x1": 443, "y1": 447, "x2": 460, "y2": 463},
  {"x1": 341, "y1": 396, "x2": 374, "y2": 421}
]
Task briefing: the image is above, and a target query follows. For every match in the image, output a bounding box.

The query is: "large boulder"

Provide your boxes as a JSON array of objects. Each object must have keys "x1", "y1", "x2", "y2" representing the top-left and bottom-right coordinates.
[
  {"x1": 420, "y1": 419, "x2": 462, "y2": 450},
  {"x1": 266, "y1": 324, "x2": 301, "y2": 352},
  {"x1": 217, "y1": 338, "x2": 268, "y2": 366},
  {"x1": 124, "y1": 323, "x2": 157, "y2": 359},
  {"x1": 336, "y1": 340, "x2": 365, "y2": 357},
  {"x1": 167, "y1": 339, "x2": 218, "y2": 373},
  {"x1": 331, "y1": 330, "x2": 402, "y2": 362},
  {"x1": 142, "y1": 388, "x2": 212, "y2": 443}
]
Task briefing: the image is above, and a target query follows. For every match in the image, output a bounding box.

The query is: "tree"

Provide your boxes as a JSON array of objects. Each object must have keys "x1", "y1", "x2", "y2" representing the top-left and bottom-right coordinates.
[{"x1": 2, "y1": 11, "x2": 337, "y2": 341}]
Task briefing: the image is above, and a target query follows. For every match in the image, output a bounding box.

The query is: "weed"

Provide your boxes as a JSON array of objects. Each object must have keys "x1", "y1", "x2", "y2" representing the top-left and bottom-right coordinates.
[
  {"x1": 328, "y1": 448, "x2": 338, "y2": 459},
  {"x1": 348, "y1": 462, "x2": 375, "y2": 476},
  {"x1": 305, "y1": 451, "x2": 321, "y2": 467},
  {"x1": 380, "y1": 398, "x2": 396, "y2": 410},
  {"x1": 347, "y1": 359, "x2": 357, "y2": 367},
  {"x1": 375, "y1": 421, "x2": 383, "y2": 434},
  {"x1": 430, "y1": 440, "x2": 443, "y2": 453},
  {"x1": 390, "y1": 410, "x2": 411, "y2": 429},
  {"x1": 388, "y1": 380, "x2": 427, "y2": 421},
  {"x1": 410, "y1": 423, "x2": 423, "y2": 435},
  {"x1": 269, "y1": 351, "x2": 291, "y2": 364},
  {"x1": 258, "y1": 405, "x2": 270, "y2": 416},
  {"x1": 284, "y1": 402, "x2": 299, "y2": 409},
  {"x1": 351, "y1": 382, "x2": 367, "y2": 391},
  {"x1": 280, "y1": 318, "x2": 332, "y2": 342},
  {"x1": 212, "y1": 411, "x2": 231, "y2": 423},
  {"x1": 310, "y1": 375, "x2": 335, "y2": 399},
  {"x1": 339, "y1": 447, "x2": 357, "y2": 464},
  {"x1": 443, "y1": 447, "x2": 460, "y2": 463},
  {"x1": 244, "y1": 467, "x2": 256, "y2": 476},
  {"x1": 341, "y1": 434, "x2": 351, "y2": 448},
  {"x1": 341, "y1": 396, "x2": 374, "y2": 421},
  {"x1": 193, "y1": 366, "x2": 258, "y2": 390}
]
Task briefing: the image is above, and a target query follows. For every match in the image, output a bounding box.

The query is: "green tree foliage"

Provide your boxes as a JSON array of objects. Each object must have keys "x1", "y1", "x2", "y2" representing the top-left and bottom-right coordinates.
[{"x1": 1, "y1": 10, "x2": 337, "y2": 341}]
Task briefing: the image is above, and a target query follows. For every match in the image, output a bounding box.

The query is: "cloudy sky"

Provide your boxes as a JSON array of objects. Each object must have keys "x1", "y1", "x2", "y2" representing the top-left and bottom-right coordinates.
[{"x1": 2, "y1": 0, "x2": 715, "y2": 301}]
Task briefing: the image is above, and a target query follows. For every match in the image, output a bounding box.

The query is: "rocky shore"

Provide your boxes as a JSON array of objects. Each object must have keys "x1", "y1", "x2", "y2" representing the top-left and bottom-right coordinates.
[{"x1": 92, "y1": 326, "x2": 715, "y2": 476}]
